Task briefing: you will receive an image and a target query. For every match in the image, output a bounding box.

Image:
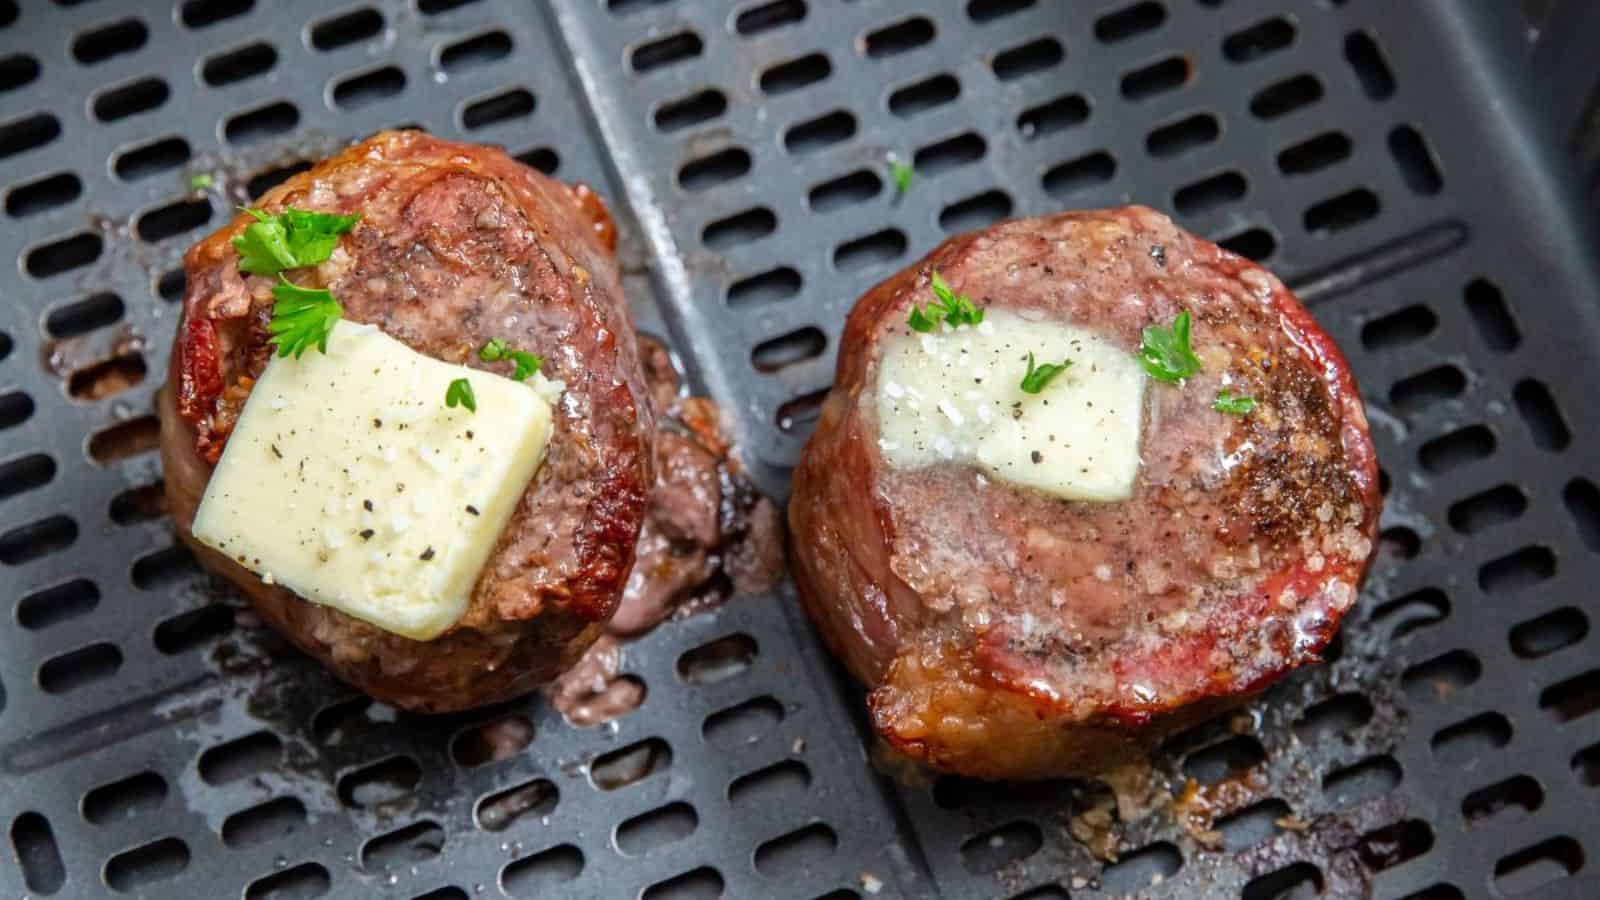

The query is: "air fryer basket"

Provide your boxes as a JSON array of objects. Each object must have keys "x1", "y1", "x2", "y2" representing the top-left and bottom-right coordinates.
[{"x1": 4, "y1": 1, "x2": 1600, "y2": 897}]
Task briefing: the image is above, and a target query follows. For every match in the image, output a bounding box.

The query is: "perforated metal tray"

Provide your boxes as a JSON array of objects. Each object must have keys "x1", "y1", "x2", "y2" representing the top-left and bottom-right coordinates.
[{"x1": 3, "y1": 1, "x2": 1600, "y2": 898}]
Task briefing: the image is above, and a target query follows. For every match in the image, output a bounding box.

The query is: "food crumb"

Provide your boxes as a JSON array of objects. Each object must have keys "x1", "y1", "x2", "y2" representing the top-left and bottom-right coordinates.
[
  {"x1": 1275, "y1": 814, "x2": 1310, "y2": 833},
  {"x1": 792, "y1": 737, "x2": 806, "y2": 754},
  {"x1": 1071, "y1": 876, "x2": 1088, "y2": 889},
  {"x1": 859, "y1": 873, "x2": 883, "y2": 895}
]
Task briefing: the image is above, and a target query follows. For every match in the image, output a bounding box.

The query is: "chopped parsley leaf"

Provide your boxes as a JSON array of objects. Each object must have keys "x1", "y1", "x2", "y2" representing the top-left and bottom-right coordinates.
[
  {"x1": 907, "y1": 270, "x2": 985, "y2": 332},
  {"x1": 478, "y1": 338, "x2": 509, "y2": 362},
  {"x1": 1138, "y1": 309, "x2": 1203, "y2": 383},
  {"x1": 234, "y1": 211, "x2": 296, "y2": 275},
  {"x1": 445, "y1": 377, "x2": 476, "y2": 412},
  {"x1": 280, "y1": 207, "x2": 361, "y2": 266},
  {"x1": 508, "y1": 349, "x2": 543, "y2": 381},
  {"x1": 267, "y1": 276, "x2": 342, "y2": 358},
  {"x1": 1020, "y1": 352, "x2": 1072, "y2": 394},
  {"x1": 1213, "y1": 389, "x2": 1257, "y2": 415},
  {"x1": 233, "y1": 206, "x2": 361, "y2": 275},
  {"x1": 478, "y1": 338, "x2": 544, "y2": 381},
  {"x1": 889, "y1": 157, "x2": 913, "y2": 194}
]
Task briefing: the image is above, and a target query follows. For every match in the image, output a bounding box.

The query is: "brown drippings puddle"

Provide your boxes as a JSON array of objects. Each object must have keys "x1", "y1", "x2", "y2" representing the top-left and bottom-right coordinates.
[
  {"x1": 544, "y1": 336, "x2": 785, "y2": 726},
  {"x1": 67, "y1": 352, "x2": 147, "y2": 401},
  {"x1": 89, "y1": 416, "x2": 160, "y2": 465},
  {"x1": 44, "y1": 326, "x2": 149, "y2": 403}
]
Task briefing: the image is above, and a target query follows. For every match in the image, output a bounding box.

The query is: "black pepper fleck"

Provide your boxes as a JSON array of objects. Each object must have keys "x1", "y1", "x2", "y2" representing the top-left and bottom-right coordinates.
[
  {"x1": 419, "y1": 546, "x2": 435, "y2": 561},
  {"x1": 359, "y1": 529, "x2": 375, "y2": 541},
  {"x1": 270, "y1": 443, "x2": 282, "y2": 459},
  {"x1": 1031, "y1": 450, "x2": 1043, "y2": 464},
  {"x1": 363, "y1": 499, "x2": 374, "y2": 512},
  {"x1": 465, "y1": 505, "x2": 480, "y2": 516},
  {"x1": 373, "y1": 418, "x2": 382, "y2": 428}
]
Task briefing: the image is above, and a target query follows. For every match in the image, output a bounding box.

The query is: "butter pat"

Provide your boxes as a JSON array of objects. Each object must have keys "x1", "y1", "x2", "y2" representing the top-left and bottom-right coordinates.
[
  {"x1": 875, "y1": 309, "x2": 1145, "y2": 501},
  {"x1": 192, "y1": 320, "x2": 554, "y2": 640}
]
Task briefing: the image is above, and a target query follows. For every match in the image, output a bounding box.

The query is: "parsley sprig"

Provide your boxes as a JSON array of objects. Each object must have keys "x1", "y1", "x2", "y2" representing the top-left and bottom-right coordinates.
[
  {"x1": 908, "y1": 271, "x2": 984, "y2": 332},
  {"x1": 1213, "y1": 389, "x2": 1256, "y2": 415},
  {"x1": 236, "y1": 205, "x2": 361, "y2": 359},
  {"x1": 236, "y1": 210, "x2": 296, "y2": 274},
  {"x1": 445, "y1": 378, "x2": 476, "y2": 412},
  {"x1": 478, "y1": 339, "x2": 544, "y2": 381},
  {"x1": 234, "y1": 207, "x2": 361, "y2": 275},
  {"x1": 267, "y1": 276, "x2": 343, "y2": 359},
  {"x1": 1138, "y1": 310, "x2": 1203, "y2": 383},
  {"x1": 1020, "y1": 353, "x2": 1072, "y2": 394}
]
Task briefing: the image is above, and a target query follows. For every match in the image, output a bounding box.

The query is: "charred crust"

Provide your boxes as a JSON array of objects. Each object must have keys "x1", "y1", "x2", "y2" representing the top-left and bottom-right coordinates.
[{"x1": 1223, "y1": 354, "x2": 1362, "y2": 546}]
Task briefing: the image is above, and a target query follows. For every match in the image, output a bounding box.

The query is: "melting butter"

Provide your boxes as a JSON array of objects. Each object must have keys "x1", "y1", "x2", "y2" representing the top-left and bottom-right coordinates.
[
  {"x1": 874, "y1": 309, "x2": 1145, "y2": 501},
  {"x1": 192, "y1": 320, "x2": 555, "y2": 640}
]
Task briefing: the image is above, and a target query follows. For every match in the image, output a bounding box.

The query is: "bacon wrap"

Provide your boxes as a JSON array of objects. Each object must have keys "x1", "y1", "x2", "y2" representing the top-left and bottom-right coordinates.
[{"x1": 176, "y1": 314, "x2": 222, "y2": 424}]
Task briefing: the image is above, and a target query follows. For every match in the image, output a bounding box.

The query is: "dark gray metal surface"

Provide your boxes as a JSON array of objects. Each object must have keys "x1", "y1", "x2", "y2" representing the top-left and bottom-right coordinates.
[{"x1": 2, "y1": 1, "x2": 1599, "y2": 898}]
